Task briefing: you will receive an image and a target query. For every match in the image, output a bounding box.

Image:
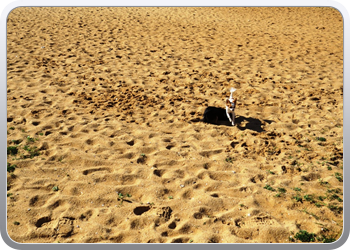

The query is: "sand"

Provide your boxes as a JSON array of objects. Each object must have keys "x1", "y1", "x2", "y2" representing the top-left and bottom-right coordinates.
[{"x1": 6, "y1": 7, "x2": 343, "y2": 243}]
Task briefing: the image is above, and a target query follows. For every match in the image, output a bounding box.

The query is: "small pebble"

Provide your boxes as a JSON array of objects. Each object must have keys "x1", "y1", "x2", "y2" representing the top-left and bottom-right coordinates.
[
  {"x1": 27, "y1": 208, "x2": 31, "y2": 211},
  {"x1": 180, "y1": 185, "x2": 185, "y2": 188}
]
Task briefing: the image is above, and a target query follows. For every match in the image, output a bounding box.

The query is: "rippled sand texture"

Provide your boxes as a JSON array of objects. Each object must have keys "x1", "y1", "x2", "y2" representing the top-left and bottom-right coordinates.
[{"x1": 7, "y1": 7, "x2": 343, "y2": 243}]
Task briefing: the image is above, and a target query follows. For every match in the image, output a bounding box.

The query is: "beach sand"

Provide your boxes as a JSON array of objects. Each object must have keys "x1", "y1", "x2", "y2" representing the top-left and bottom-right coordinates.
[{"x1": 7, "y1": 7, "x2": 343, "y2": 243}]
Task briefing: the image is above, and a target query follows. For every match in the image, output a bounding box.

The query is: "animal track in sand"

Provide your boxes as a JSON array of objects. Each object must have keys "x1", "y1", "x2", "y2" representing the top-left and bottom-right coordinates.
[
  {"x1": 168, "y1": 221, "x2": 177, "y2": 229},
  {"x1": 56, "y1": 218, "x2": 75, "y2": 237},
  {"x1": 157, "y1": 206, "x2": 173, "y2": 221},
  {"x1": 82, "y1": 167, "x2": 111, "y2": 175},
  {"x1": 153, "y1": 169, "x2": 165, "y2": 177},
  {"x1": 250, "y1": 174, "x2": 265, "y2": 183},
  {"x1": 34, "y1": 216, "x2": 52, "y2": 228},
  {"x1": 29, "y1": 194, "x2": 54, "y2": 207},
  {"x1": 171, "y1": 237, "x2": 190, "y2": 243},
  {"x1": 133, "y1": 206, "x2": 151, "y2": 216},
  {"x1": 199, "y1": 149, "x2": 223, "y2": 158}
]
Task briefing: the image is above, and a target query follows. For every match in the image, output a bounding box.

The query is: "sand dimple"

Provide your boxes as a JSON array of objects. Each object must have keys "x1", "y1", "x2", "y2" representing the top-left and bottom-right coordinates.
[{"x1": 7, "y1": 7, "x2": 343, "y2": 243}]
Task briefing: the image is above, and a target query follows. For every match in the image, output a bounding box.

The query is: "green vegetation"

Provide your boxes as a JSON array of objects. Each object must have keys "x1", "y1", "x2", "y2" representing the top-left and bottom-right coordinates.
[
  {"x1": 264, "y1": 184, "x2": 275, "y2": 191},
  {"x1": 294, "y1": 230, "x2": 316, "y2": 242},
  {"x1": 293, "y1": 229, "x2": 336, "y2": 243},
  {"x1": 317, "y1": 235, "x2": 337, "y2": 243},
  {"x1": 117, "y1": 192, "x2": 132, "y2": 205},
  {"x1": 225, "y1": 157, "x2": 235, "y2": 163},
  {"x1": 7, "y1": 163, "x2": 16, "y2": 173},
  {"x1": 327, "y1": 204, "x2": 343, "y2": 214},
  {"x1": 293, "y1": 194, "x2": 303, "y2": 202},
  {"x1": 7, "y1": 135, "x2": 42, "y2": 160},
  {"x1": 267, "y1": 170, "x2": 275, "y2": 175},
  {"x1": 23, "y1": 145, "x2": 40, "y2": 159},
  {"x1": 303, "y1": 194, "x2": 314, "y2": 202},
  {"x1": 334, "y1": 172, "x2": 343, "y2": 182},
  {"x1": 7, "y1": 146, "x2": 18, "y2": 156}
]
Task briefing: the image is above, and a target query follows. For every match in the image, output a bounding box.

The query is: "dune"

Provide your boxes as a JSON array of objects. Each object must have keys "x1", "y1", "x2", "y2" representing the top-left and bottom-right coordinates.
[{"x1": 7, "y1": 7, "x2": 343, "y2": 243}]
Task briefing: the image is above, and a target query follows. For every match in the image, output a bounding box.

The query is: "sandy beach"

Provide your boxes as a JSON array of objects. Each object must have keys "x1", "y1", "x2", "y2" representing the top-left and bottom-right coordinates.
[{"x1": 7, "y1": 7, "x2": 343, "y2": 243}]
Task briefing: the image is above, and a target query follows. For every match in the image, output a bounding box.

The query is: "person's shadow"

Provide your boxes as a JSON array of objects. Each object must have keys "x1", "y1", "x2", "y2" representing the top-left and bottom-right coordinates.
[{"x1": 193, "y1": 107, "x2": 273, "y2": 133}]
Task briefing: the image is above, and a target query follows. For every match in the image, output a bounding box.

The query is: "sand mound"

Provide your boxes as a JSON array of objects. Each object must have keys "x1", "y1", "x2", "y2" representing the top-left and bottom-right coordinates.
[{"x1": 7, "y1": 7, "x2": 343, "y2": 243}]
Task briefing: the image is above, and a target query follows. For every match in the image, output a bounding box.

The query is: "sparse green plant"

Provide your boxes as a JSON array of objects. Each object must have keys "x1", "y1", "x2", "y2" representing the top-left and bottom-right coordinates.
[
  {"x1": 327, "y1": 204, "x2": 343, "y2": 214},
  {"x1": 7, "y1": 146, "x2": 18, "y2": 156},
  {"x1": 294, "y1": 230, "x2": 316, "y2": 242},
  {"x1": 168, "y1": 196, "x2": 173, "y2": 199},
  {"x1": 315, "y1": 203, "x2": 324, "y2": 208},
  {"x1": 26, "y1": 136, "x2": 35, "y2": 143},
  {"x1": 9, "y1": 127, "x2": 15, "y2": 130},
  {"x1": 225, "y1": 157, "x2": 234, "y2": 163},
  {"x1": 318, "y1": 196, "x2": 326, "y2": 201},
  {"x1": 318, "y1": 235, "x2": 336, "y2": 243},
  {"x1": 301, "y1": 209, "x2": 319, "y2": 220},
  {"x1": 267, "y1": 170, "x2": 275, "y2": 175},
  {"x1": 293, "y1": 195, "x2": 303, "y2": 202},
  {"x1": 118, "y1": 193, "x2": 124, "y2": 201},
  {"x1": 334, "y1": 172, "x2": 343, "y2": 182},
  {"x1": 329, "y1": 194, "x2": 343, "y2": 202},
  {"x1": 278, "y1": 188, "x2": 286, "y2": 193},
  {"x1": 293, "y1": 187, "x2": 302, "y2": 192},
  {"x1": 7, "y1": 193, "x2": 13, "y2": 197},
  {"x1": 52, "y1": 186, "x2": 59, "y2": 191},
  {"x1": 7, "y1": 163, "x2": 16, "y2": 173},
  {"x1": 303, "y1": 194, "x2": 314, "y2": 202},
  {"x1": 264, "y1": 184, "x2": 275, "y2": 191},
  {"x1": 327, "y1": 166, "x2": 332, "y2": 170},
  {"x1": 13, "y1": 221, "x2": 20, "y2": 225},
  {"x1": 11, "y1": 139, "x2": 22, "y2": 144},
  {"x1": 23, "y1": 145, "x2": 40, "y2": 158},
  {"x1": 327, "y1": 188, "x2": 342, "y2": 195},
  {"x1": 318, "y1": 179, "x2": 329, "y2": 186},
  {"x1": 316, "y1": 137, "x2": 326, "y2": 142},
  {"x1": 117, "y1": 192, "x2": 130, "y2": 205}
]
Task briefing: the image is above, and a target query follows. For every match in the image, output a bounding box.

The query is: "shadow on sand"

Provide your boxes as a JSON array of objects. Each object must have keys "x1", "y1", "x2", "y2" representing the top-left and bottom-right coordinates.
[{"x1": 193, "y1": 107, "x2": 273, "y2": 133}]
